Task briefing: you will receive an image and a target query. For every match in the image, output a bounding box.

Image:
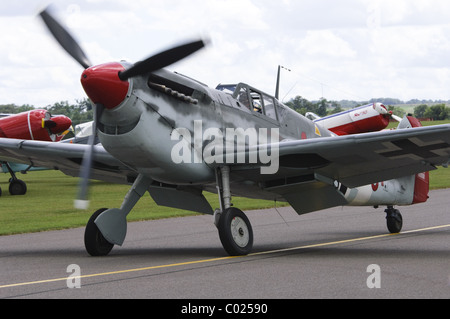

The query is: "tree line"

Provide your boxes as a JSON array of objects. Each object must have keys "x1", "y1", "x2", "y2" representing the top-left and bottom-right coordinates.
[
  {"x1": 413, "y1": 104, "x2": 450, "y2": 121},
  {"x1": 1, "y1": 96, "x2": 449, "y2": 124}
]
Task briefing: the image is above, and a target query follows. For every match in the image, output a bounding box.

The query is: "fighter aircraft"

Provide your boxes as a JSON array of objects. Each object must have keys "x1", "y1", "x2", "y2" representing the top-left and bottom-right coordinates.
[
  {"x1": 0, "y1": 8, "x2": 449, "y2": 257},
  {"x1": 0, "y1": 109, "x2": 71, "y2": 196}
]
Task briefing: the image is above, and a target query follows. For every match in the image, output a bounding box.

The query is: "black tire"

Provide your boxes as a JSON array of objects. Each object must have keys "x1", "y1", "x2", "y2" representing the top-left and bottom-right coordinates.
[
  {"x1": 218, "y1": 207, "x2": 253, "y2": 256},
  {"x1": 9, "y1": 180, "x2": 27, "y2": 196},
  {"x1": 85, "y1": 208, "x2": 114, "y2": 257},
  {"x1": 387, "y1": 209, "x2": 403, "y2": 234}
]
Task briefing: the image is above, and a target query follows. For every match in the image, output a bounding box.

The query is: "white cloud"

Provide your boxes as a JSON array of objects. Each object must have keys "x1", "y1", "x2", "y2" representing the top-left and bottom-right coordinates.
[
  {"x1": 0, "y1": 0, "x2": 449, "y2": 107},
  {"x1": 296, "y1": 30, "x2": 357, "y2": 59}
]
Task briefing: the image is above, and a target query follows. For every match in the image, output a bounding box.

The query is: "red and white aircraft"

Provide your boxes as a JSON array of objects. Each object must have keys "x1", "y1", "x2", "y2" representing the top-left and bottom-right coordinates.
[
  {"x1": 307, "y1": 103, "x2": 401, "y2": 136},
  {"x1": 0, "y1": 8, "x2": 448, "y2": 257},
  {"x1": 0, "y1": 109, "x2": 71, "y2": 196}
]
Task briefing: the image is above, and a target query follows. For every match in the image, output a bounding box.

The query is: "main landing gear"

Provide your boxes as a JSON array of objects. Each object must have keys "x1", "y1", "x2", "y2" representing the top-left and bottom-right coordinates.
[
  {"x1": 0, "y1": 162, "x2": 27, "y2": 197},
  {"x1": 385, "y1": 206, "x2": 403, "y2": 234},
  {"x1": 214, "y1": 166, "x2": 254, "y2": 256},
  {"x1": 83, "y1": 168, "x2": 254, "y2": 257}
]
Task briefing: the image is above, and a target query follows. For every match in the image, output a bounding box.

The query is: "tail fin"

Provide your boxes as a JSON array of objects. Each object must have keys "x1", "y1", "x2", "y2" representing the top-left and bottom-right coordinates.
[{"x1": 398, "y1": 116, "x2": 430, "y2": 204}]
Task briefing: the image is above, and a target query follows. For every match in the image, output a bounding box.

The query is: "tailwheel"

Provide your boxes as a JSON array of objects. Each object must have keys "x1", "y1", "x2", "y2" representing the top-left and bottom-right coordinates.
[
  {"x1": 385, "y1": 206, "x2": 403, "y2": 234},
  {"x1": 218, "y1": 207, "x2": 254, "y2": 256},
  {"x1": 85, "y1": 208, "x2": 114, "y2": 257}
]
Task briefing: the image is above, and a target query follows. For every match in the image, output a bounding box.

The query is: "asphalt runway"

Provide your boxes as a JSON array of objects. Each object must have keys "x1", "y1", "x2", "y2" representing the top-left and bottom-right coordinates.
[{"x1": 1, "y1": 189, "x2": 449, "y2": 300}]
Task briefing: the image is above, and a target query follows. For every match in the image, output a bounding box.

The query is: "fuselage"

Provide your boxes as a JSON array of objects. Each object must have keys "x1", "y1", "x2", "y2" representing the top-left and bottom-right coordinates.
[{"x1": 88, "y1": 64, "x2": 332, "y2": 185}]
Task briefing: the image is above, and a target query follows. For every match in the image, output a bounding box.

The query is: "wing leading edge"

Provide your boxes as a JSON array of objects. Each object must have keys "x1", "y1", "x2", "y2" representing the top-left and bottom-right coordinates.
[{"x1": 0, "y1": 138, "x2": 135, "y2": 185}]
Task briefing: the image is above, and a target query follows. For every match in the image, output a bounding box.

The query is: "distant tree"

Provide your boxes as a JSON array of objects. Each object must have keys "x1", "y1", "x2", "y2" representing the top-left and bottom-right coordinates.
[
  {"x1": 328, "y1": 106, "x2": 344, "y2": 115},
  {"x1": 45, "y1": 98, "x2": 93, "y2": 126},
  {"x1": 423, "y1": 104, "x2": 449, "y2": 121},
  {"x1": 286, "y1": 96, "x2": 330, "y2": 117},
  {"x1": 316, "y1": 98, "x2": 328, "y2": 117},
  {"x1": 414, "y1": 104, "x2": 429, "y2": 118},
  {"x1": 286, "y1": 96, "x2": 315, "y2": 115},
  {"x1": 387, "y1": 105, "x2": 406, "y2": 118},
  {"x1": 0, "y1": 104, "x2": 34, "y2": 114}
]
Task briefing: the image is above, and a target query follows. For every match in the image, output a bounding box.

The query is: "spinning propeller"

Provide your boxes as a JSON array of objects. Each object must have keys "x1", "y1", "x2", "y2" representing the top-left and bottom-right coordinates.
[{"x1": 39, "y1": 6, "x2": 207, "y2": 209}]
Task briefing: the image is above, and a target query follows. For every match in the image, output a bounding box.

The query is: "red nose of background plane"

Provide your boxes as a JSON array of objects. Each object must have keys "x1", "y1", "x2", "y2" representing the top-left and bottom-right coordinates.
[
  {"x1": 46, "y1": 115, "x2": 72, "y2": 134},
  {"x1": 81, "y1": 62, "x2": 130, "y2": 110}
]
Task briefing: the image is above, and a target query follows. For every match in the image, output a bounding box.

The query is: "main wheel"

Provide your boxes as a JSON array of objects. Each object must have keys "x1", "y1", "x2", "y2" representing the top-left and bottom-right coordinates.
[
  {"x1": 85, "y1": 208, "x2": 114, "y2": 257},
  {"x1": 218, "y1": 207, "x2": 253, "y2": 256},
  {"x1": 9, "y1": 180, "x2": 27, "y2": 196},
  {"x1": 386, "y1": 209, "x2": 403, "y2": 234}
]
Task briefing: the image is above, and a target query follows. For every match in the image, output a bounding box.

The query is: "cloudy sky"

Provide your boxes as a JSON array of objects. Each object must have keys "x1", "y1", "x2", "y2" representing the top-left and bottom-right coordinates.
[{"x1": 0, "y1": 0, "x2": 449, "y2": 107}]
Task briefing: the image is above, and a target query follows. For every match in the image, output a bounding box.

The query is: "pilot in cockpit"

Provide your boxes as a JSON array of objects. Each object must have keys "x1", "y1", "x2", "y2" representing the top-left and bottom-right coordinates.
[{"x1": 238, "y1": 92, "x2": 251, "y2": 110}]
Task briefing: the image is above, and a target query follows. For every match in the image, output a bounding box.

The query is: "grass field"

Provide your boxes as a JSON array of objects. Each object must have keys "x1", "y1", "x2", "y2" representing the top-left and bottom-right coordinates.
[
  {"x1": 387, "y1": 119, "x2": 450, "y2": 129},
  {"x1": 0, "y1": 170, "x2": 279, "y2": 236}
]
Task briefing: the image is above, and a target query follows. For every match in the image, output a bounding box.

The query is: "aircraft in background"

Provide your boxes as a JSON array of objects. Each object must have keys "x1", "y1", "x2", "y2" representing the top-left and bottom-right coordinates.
[
  {"x1": 0, "y1": 7, "x2": 449, "y2": 257},
  {"x1": 0, "y1": 109, "x2": 72, "y2": 196},
  {"x1": 306, "y1": 102, "x2": 402, "y2": 136}
]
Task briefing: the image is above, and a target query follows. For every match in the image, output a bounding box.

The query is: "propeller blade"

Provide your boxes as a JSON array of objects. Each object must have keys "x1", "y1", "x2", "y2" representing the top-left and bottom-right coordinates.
[
  {"x1": 74, "y1": 104, "x2": 104, "y2": 210},
  {"x1": 118, "y1": 39, "x2": 206, "y2": 80},
  {"x1": 40, "y1": 7, "x2": 92, "y2": 69},
  {"x1": 392, "y1": 114, "x2": 403, "y2": 122}
]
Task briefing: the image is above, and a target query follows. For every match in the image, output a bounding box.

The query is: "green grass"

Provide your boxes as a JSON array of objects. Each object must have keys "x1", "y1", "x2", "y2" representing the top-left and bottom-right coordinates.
[
  {"x1": 429, "y1": 168, "x2": 450, "y2": 190},
  {"x1": 387, "y1": 119, "x2": 450, "y2": 129},
  {"x1": 0, "y1": 170, "x2": 278, "y2": 236}
]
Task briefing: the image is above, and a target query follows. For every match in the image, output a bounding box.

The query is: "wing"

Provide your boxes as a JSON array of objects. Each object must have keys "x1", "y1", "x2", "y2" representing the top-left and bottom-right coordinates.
[
  {"x1": 276, "y1": 124, "x2": 450, "y2": 188},
  {"x1": 226, "y1": 124, "x2": 450, "y2": 215},
  {"x1": 0, "y1": 138, "x2": 136, "y2": 185},
  {"x1": 0, "y1": 138, "x2": 213, "y2": 214}
]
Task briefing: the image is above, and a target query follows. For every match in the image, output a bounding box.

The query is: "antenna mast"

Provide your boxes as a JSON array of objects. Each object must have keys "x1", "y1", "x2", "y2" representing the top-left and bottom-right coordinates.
[{"x1": 275, "y1": 65, "x2": 291, "y2": 100}]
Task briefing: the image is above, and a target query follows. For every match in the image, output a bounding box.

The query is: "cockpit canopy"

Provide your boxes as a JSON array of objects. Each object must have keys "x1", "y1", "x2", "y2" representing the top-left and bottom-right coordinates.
[{"x1": 216, "y1": 83, "x2": 279, "y2": 121}]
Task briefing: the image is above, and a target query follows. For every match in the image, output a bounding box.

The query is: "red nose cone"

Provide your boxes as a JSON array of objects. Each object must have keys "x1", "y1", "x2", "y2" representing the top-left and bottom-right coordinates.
[
  {"x1": 47, "y1": 115, "x2": 72, "y2": 134},
  {"x1": 81, "y1": 62, "x2": 130, "y2": 110}
]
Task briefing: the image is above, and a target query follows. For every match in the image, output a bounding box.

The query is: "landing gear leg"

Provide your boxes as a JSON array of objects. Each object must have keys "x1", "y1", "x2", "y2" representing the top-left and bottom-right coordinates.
[
  {"x1": 84, "y1": 174, "x2": 153, "y2": 256},
  {"x1": 215, "y1": 166, "x2": 253, "y2": 256},
  {"x1": 385, "y1": 206, "x2": 403, "y2": 234}
]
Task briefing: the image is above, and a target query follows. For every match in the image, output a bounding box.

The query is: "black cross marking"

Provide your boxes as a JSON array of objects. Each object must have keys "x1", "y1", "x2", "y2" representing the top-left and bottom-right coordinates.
[{"x1": 379, "y1": 139, "x2": 450, "y2": 159}]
